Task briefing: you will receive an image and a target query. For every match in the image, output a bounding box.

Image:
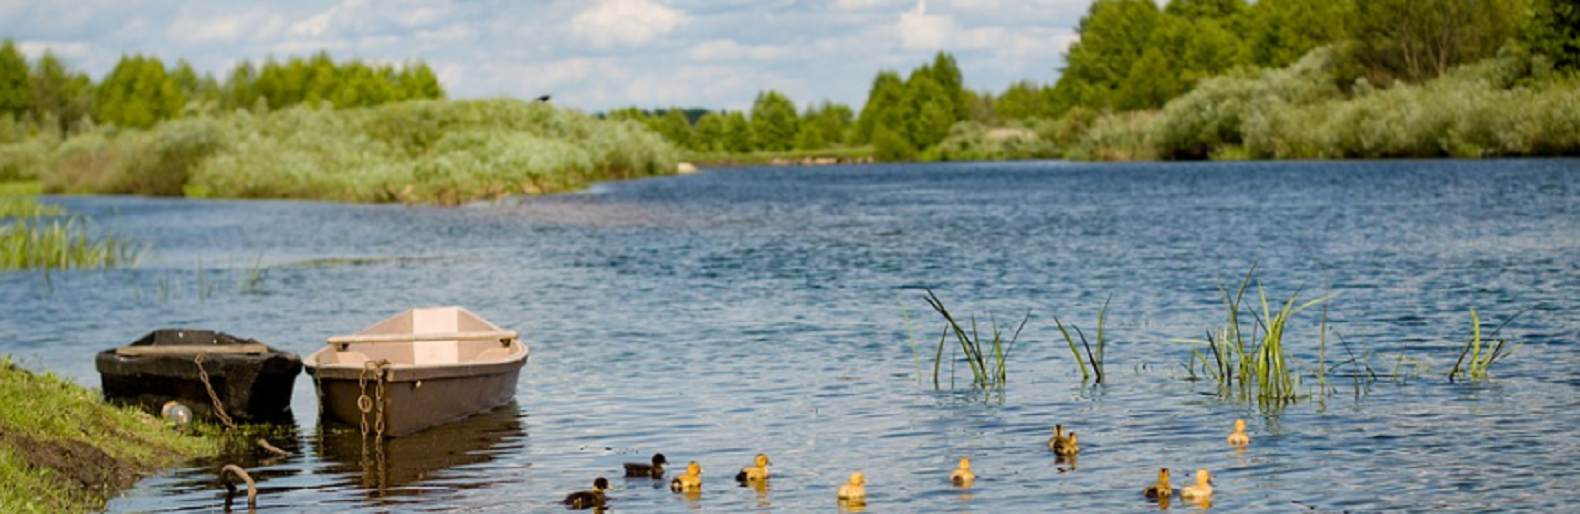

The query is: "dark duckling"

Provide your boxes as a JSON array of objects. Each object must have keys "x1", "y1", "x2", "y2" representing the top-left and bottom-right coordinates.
[
  {"x1": 562, "y1": 477, "x2": 609, "y2": 510},
  {"x1": 625, "y1": 453, "x2": 669, "y2": 478},
  {"x1": 1143, "y1": 468, "x2": 1172, "y2": 500},
  {"x1": 735, "y1": 453, "x2": 772, "y2": 483}
]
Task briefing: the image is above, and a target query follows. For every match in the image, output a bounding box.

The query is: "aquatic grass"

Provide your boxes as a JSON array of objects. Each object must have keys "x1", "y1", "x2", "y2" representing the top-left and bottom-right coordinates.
[
  {"x1": 1448, "y1": 308, "x2": 1524, "y2": 382},
  {"x1": 922, "y1": 289, "x2": 1028, "y2": 389},
  {"x1": 0, "y1": 216, "x2": 139, "y2": 270},
  {"x1": 1176, "y1": 266, "x2": 1333, "y2": 407},
  {"x1": 1052, "y1": 296, "x2": 1110, "y2": 383},
  {"x1": 0, "y1": 195, "x2": 63, "y2": 218}
]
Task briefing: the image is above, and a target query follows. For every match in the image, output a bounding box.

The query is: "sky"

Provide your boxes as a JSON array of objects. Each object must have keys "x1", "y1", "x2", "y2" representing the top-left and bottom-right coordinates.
[{"x1": 0, "y1": 0, "x2": 1089, "y2": 113}]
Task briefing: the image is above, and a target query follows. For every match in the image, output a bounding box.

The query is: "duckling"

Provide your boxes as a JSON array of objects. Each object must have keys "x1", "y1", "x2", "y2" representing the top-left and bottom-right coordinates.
[
  {"x1": 949, "y1": 457, "x2": 976, "y2": 486},
  {"x1": 562, "y1": 477, "x2": 609, "y2": 509},
  {"x1": 625, "y1": 453, "x2": 669, "y2": 478},
  {"x1": 1181, "y1": 468, "x2": 1213, "y2": 501},
  {"x1": 1047, "y1": 424, "x2": 1069, "y2": 451},
  {"x1": 1143, "y1": 468, "x2": 1172, "y2": 500},
  {"x1": 1228, "y1": 418, "x2": 1250, "y2": 446},
  {"x1": 669, "y1": 461, "x2": 702, "y2": 492},
  {"x1": 735, "y1": 453, "x2": 772, "y2": 483},
  {"x1": 837, "y1": 471, "x2": 867, "y2": 502},
  {"x1": 1055, "y1": 431, "x2": 1081, "y2": 457}
]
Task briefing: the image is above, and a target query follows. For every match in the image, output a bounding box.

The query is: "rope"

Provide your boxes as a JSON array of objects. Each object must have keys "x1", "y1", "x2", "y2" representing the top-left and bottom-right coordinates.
[
  {"x1": 257, "y1": 438, "x2": 293, "y2": 458},
  {"x1": 194, "y1": 353, "x2": 236, "y2": 431},
  {"x1": 219, "y1": 464, "x2": 257, "y2": 512}
]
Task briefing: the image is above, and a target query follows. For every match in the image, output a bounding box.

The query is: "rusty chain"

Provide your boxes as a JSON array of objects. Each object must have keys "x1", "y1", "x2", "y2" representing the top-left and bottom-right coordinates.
[{"x1": 194, "y1": 353, "x2": 236, "y2": 431}]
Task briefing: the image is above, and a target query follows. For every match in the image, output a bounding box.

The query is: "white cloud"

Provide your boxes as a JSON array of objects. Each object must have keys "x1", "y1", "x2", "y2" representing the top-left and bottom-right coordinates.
[
  {"x1": 833, "y1": 0, "x2": 909, "y2": 9},
  {"x1": 16, "y1": 41, "x2": 93, "y2": 60},
  {"x1": 570, "y1": 0, "x2": 686, "y2": 48},
  {"x1": 688, "y1": 39, "x2": 791, "y2": 61},
  {"x1": 897, "y1": 0, "x2": 954, "y2": 50}
]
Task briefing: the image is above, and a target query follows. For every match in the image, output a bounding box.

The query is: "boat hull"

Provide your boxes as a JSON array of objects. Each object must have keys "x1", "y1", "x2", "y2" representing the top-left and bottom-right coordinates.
[
  {"x1": 95, "y1": 330, "x2": 302, "y2": 423},
  {"x1": 310, "y1": 358, "x2": 525, "y2": 438}
]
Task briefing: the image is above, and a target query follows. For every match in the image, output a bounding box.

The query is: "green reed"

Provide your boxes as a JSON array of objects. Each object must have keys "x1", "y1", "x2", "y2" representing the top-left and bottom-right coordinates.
[
  {"x1": 923, "y1": 289, "x2": 1028, "y2": 389},
  {"x1": 0, "y1": 192, "x2": 63, "y2": 218},
  {"x1": 1448, "y1": 308, "x2": 1523, "y2": 382},
  {"x1": 1052, "y1": 296, "x2": 1110, "y2": 383},
  {"x1": 1176, "y1": 266, "x2": 1331, "y2": 407},
  {"x1": 0, "y1": 216, "x2": 139, "y2": 270}
]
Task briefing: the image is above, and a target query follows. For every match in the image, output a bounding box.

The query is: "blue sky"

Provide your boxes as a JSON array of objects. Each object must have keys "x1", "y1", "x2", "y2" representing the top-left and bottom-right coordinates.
[{"x1": 1, "y1": 0, "x2": 1087, "y2": 112}]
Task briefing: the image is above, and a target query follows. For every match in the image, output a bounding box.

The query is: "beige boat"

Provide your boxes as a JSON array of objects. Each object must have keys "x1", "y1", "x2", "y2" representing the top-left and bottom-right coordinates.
[{"x1": 305, "y1": 306, "x2": 529, "y2": 437}]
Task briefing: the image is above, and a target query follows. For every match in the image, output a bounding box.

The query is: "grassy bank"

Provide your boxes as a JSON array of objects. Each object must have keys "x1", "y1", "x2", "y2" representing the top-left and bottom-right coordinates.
[
  {"x1": 1, "y1": 99, "x2": 680, "y2": 206},
  {"x1": 686, "y1": 145, "x2": 876, "y2": 167},
  {"x1": 0, "y1": 357, "x2": 215, "y2": 513},
  {"x1": 1065, "y1": 47, "x2": 1580, "y2": 161}
]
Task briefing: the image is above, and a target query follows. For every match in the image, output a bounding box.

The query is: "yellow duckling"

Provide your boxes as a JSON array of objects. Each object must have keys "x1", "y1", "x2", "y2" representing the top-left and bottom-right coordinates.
[
  {"x1": 1056, "y1": 431, "x2": 1080, "y2": 457},
  {"x1": 1047, "y1": 424, "x2": 1069, "y2": 451},
  {"x1": 949, "y1": 457, "x2": 976, "y2": 486},
  {"x1": 1143, "y1": 467, "x2": 1172, "y2": 500},
  {"x1": 1228, "y1": 418, "x2": 1250, "y2": 446},
  {"x1": 735, "y1": 453, "x2": 772, "y2": 483},
  {"x1": 837, "y1": 471, "x2": 867, "y2": 502},
  {"x1": 1181, "y1": 468, "x2": 1213, "y2": 501},
  {"x1": 562, "y1": 477, "x2": 608, "y2": 510},
  {"x1": 669, "y1": 461, "x2": 702, "y2": 492}
]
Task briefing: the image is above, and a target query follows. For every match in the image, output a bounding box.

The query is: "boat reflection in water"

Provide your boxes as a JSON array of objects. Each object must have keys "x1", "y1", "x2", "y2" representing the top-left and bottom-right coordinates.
[{"x1": 316, "y1": 401, "x2": 526, "y2": 498}]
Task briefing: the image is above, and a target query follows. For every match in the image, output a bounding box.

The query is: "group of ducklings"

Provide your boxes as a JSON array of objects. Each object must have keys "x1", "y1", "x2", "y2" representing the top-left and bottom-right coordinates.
[
  {"x1": 563, "y1": 417, "x2": 1252, "y2": 509},
  {"x1": 562, "y1": 452, "x2": 784, "y2": 509},
  {"x1": 1139, "y1": 418, "x2": 1252, "y2": 506}
]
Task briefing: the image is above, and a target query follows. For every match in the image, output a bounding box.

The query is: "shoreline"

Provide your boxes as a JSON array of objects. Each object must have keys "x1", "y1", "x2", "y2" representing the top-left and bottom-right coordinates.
[{"x1": 0, "y1": 357, "x2": 215, "y2": 513}]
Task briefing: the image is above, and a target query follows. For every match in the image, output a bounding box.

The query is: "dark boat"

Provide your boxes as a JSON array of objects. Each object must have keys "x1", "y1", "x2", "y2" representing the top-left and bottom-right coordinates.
[
  {"x1": 305, "y1": 306, "x2": 529, "y2": 437},
  {"x1": 96, "y1": 329, "x2": 303, "y2": 423}
]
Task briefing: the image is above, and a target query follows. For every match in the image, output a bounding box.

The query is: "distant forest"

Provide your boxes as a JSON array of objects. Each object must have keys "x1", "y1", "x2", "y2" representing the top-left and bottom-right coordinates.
[{"x1": 3, "y1": 0, "x2": 1579, "y2": 165}]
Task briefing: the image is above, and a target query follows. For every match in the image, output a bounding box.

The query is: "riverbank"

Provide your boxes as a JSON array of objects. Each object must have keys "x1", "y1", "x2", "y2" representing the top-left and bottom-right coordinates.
[
  {"x1": 0, "y1": 99, "x2": 680, "y2": 206},
  {"x1": 0, "y1": 356, "x2": 214, "y2": 513}
]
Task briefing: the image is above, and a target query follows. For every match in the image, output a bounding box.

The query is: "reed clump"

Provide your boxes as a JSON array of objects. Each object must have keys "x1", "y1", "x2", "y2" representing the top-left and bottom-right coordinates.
[
  {"x1": 922, "y1": 289, "x2": 1028, "y2": 389},
  {"x1": 1052, "y1": 296, "x2": 1110, "y2": 384},
  {"x1": 1448, "y1": 308, "x2": 1523, "y2": 382},
  {"x1": 0, "y1": 217, "x2": 139, "y2": 270},
  {"x1": 1177, "y1": 266, "x2": 1331, "y2": 408}
]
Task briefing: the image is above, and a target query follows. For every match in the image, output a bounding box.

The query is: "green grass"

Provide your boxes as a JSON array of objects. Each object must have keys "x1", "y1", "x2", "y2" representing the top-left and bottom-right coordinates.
[
  {"x1": 0, "y1": 216, "x2": 139, "y2": 270},
  {"x1": 0, "y1": 356, "x2": 215, "y2": 513},
  {"x1": 1448, "y1": 308, "x2": 1524, "y2": 382},
  {"x1": 1052, "y1": 296, "x2": 1110, "y2": 383},
  {"x1": 922, "y1": 289, "x2": 1028, "y2": 389},
  {"x1": 1176, "y1": 266, "x2": 1332, "y2": 408}
]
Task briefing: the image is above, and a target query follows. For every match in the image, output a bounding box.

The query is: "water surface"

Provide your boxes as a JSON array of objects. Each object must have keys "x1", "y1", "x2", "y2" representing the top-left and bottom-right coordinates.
[{"x1": 2, "y1": 159, "x2": 1577, "y2": 512}]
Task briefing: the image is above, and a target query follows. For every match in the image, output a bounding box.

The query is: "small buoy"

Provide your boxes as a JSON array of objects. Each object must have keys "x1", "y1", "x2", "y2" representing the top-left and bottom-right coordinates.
[{"x1": 161, "y1": 401, "x2": 193, "y2": 429}]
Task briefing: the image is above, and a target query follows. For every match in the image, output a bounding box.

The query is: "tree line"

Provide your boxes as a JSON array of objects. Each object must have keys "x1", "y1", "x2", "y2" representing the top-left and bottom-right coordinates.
[
  {"x1": 633, "y1": 0, "x2": 1578, "y2": 161},
  {"x1": 0, "y1": 41, "x2": 444, "y2": 135}
]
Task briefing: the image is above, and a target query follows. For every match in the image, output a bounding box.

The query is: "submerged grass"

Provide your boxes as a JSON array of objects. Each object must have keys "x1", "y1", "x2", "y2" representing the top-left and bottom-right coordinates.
[
  {"x1": 0, "y1": 356, "x2": 215, "y2": 513},
  {"x1": 922, "y1": 289, "x2": 1028, "y2": 389}
]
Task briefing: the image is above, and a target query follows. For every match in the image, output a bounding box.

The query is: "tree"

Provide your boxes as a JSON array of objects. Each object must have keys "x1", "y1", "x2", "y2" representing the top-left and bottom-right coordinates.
[
  {"x1": 902, "y1": 70, "x2": 954, "y2": 148},
  {"x1": 28, "y1": 50, "x2": 94, "y2": 132},
  {"x1": 995, "y1": 80, "x2": 1052, "y2": 120},
  {"x1": 655, "y1": 108, "x2": 693, "y2": 149},
  {"x1": 928, "y1": 52, "x2": 970, "y2": 123},
  {"x1": 1523, "y1": 0, "x2": 1580, "y2": 70},
  {"x1": 1057, "y1": 0, "x2": 1163, "y2": 110},
  {"x1": 693, "y1": 111, "x2": 727, "y2": 152},
  {"x1": 0, "y1": 39, "x2": 28, "y2": 118},
  {"x1": 96, "y1": 55, "x2": 185, "y2": 128},
  {"x1": 853, "y1": 70, "x2": 908, "y2": 145},
  {"x1": 1164, "y1": 0, "x2": 1246, "y2": 21},
  {"x1": 722, "y1": 111, "x2": 754, "y2": 153},
  {"x1": 1347, "y1": 0, "x2": 1519, "y2": 83},
  {"x1": 798, "y1": 101, "x2": 853, "y2": 149},
  {"x1": 1117, "y1": 47, "x2": 1179, "y2": 110},
  {"x1": 750, "y1": 90, "x2": 800, "y2": 152},
  {"x1": 1241, "y1": 0, "x2": 1350, "y2": 68}
]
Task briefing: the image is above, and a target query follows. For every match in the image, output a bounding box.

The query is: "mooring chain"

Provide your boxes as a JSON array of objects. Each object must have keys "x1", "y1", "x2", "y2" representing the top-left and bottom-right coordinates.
[
  {"x1": 373, "y1": 359, "x2": 388, "y2": 440},
  {"x1": 219, "y1": 464, "x2": 257, "y2": 512},
  {"x1": 357, "y1": 360, "x2": 374, "y2": 437},
  {"x1": 194, "y1": 353, "x2": 237, "y2": 431}
]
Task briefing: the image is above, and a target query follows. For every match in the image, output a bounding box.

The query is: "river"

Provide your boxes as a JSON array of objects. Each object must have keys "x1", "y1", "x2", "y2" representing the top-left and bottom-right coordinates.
[{"x1": 2, "y1": 159, "x2": 1577, "y2": 512}]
